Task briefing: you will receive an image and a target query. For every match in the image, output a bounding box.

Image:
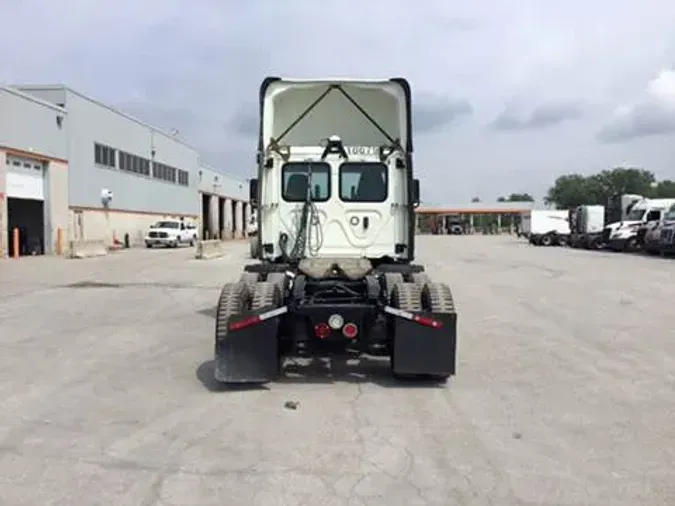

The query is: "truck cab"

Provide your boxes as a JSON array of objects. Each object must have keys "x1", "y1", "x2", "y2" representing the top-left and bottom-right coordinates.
[
  {"x1": 212, "y1": 77, "x2": 457, "y2": 385},
  {"x1": 605, "y1": 198, "x2": 675, "y2": 251},
  {"x1": 656, "y1": 203, "x2": 675, "y2": 255},
  {"x1": 569, "y1": 205, "x2": 605, "y2": 249},
  {"x1": 250, "y1": 78, "x2": 419, "y2": 264}
]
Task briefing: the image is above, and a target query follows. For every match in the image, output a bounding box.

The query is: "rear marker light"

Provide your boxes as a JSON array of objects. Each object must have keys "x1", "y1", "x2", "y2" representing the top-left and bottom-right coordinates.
[
  {"x1": 328, "y1": 313, "x2": 344, "y2": 330},
  {"x1": 314, "y1": 322, "x2": 331, "y2": 339},
  {"x1": 342, "y1": 322, "x2": 358, "y2": 339}
]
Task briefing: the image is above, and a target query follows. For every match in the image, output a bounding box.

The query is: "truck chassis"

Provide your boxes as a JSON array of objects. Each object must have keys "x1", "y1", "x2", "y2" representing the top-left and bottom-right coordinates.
[{"x1": 214, "y1": 262, "x2": 458, "y2": 384}]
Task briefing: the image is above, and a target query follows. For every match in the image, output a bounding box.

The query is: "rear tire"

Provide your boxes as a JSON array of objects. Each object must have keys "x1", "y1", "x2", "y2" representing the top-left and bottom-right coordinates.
[
  {"x1": 384, "y1": 272, "x2": 405, "y2": 301},
  {"x1": 411, "y1": 272, "x2": 431, "y2": 290},
  {"x1": 265, "y1": 272, "x2": 288, "y2": 295},
  {"x1": 215, "y1": 281, "x2": 250, "y2": 356},
  {"x1": 250, "y1": 281, "x2": 282, "y2": 310},
  {"x1": 540, "y1": 234, "x2": 553, "y2": 246},
  {"x1": 239, "y1": 272, "x2": 260, "y2": 294}
]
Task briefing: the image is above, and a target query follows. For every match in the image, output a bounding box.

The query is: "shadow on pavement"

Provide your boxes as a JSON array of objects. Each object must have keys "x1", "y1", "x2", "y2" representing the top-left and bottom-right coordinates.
[
  {"x1": 196, "y1": 360, "x2": 270, "y2": 392},
  {"x1": 196, "y1": 355, "x2": 448, "y2": 391}
]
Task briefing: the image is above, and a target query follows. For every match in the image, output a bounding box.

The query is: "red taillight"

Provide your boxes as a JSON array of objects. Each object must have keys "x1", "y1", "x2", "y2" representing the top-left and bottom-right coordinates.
[
  {"x1": 413, "y1": 315, "x2": 443, "y2": 328},
  {"x1": 229, "y1": 315, "x2": 261, "y2": 331},
  {"x1": 314, "y1": 322, "x2": 331, "y2": 339},
  {"x1": 342, "y1": 322, "x2": 358, "y2": 339}
]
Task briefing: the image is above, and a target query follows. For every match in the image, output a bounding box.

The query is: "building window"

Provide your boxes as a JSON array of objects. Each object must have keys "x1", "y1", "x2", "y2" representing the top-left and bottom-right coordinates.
[
  {"x1": 153, "y1": 162, "x2": 178, "y2": 183},
  {"x1": 177, "y1": 169, "x2": 189, "y2": 186},
  {"x1": 118, "y1": 150, "x2": 151, "y2": 177},
  {"x1": 94, "y1": 142, "x2": 116, "y2": 168}
]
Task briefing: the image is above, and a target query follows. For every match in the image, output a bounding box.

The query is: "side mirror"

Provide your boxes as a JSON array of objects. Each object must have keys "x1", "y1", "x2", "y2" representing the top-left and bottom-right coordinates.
[
  {"x1": 249, "y1": 178, "x2": 258, "y2": 205},
  {"x1": 412, "y1": 179, "x2": 420, "y2": 208}
]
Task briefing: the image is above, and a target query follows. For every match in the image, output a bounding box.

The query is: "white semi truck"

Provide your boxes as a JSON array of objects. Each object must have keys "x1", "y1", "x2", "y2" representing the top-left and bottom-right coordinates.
[
  {"x1": 604, "y1": 197, "x2": 675, "y2": 251},
  {"x1": 521, "y1": 209, "x2": 570, "y2": 246},
  {"x1": 212, "y1": 77, "x2": 457, "y2": 385},
  {"x1": 569, "y1": 205, "x2": 606, "y2": 249}
]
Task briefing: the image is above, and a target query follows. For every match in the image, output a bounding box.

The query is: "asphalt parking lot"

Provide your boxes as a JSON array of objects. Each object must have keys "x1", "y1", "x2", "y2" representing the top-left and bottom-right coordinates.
[{"x1": 0, "y1": 235, "x2": 673, "y2": 505}]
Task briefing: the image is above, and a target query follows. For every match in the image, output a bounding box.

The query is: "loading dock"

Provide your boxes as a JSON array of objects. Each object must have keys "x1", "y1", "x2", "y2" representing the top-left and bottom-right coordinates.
[{"x1": 5, "y1": 154, "x2": 47, "y2": 256}]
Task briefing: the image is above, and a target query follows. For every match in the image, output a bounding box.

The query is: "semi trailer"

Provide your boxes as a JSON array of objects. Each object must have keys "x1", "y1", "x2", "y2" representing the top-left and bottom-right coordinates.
[
  {"x1": 212, "y1": 77, "x2": 457, "y2": 384},
  {"x1": 521, "y1": 209, "x2": 570, "y2": 246}
]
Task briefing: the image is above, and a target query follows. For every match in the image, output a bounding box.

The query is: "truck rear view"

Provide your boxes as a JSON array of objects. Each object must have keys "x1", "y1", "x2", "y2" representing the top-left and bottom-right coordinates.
[{"x1": 212, "y1": 77, "x2": 458, "y2": 385}]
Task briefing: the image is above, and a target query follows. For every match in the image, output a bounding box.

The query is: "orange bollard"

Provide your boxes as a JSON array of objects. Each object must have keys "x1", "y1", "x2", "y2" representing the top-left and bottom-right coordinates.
[
  {"x1": 56, "y1": 227, "x2": 63, "y2": 256},
  {"x1": 12, "y1": 228, "x2": 19, "y2": 259}
]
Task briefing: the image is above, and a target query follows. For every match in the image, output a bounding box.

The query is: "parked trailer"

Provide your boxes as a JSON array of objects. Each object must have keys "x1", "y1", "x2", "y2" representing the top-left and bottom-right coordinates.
[{"x1": 522, "y1": 210, "x2": 570, "y2": 246}]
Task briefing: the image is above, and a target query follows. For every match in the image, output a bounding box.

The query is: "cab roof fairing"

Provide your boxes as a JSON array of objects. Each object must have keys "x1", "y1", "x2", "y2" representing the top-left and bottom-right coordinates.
[{"x1": 257, "y1": 78, "x2": 413, "y2": 157}]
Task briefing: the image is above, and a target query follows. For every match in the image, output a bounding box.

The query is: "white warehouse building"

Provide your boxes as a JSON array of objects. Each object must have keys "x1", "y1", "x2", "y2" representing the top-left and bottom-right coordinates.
[{"x1": 0, "y1": 85, "x2": 251, "y2": 258}]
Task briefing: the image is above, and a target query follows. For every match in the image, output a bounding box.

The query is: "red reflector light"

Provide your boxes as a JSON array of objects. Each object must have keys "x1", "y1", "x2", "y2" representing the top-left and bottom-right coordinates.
[
  {"x1": 413, "y1": 315, "x2": 443, "y2": 328},
  {"x1": 342, "y1": 322, "x2": 358, "y2": 339},
  {"x1": 314, "y1": 322, "x2": 331, "y2": 339},
  {"x1": 229, "y1": 315, "x2": 261, "y2": 331}
]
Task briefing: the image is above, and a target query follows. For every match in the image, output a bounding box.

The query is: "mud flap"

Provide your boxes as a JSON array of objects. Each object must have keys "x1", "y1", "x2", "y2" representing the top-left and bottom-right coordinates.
[
  {"x1": 214, "y1": 307, "x2": 283, "y2": 383},
  {"x1": 389, "y1": 310, "x2": 457, "y2": 377}
]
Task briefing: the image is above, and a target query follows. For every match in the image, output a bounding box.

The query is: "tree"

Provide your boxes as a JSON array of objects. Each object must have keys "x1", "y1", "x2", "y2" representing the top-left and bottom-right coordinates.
[
  {"x1": 471, "y1": 197, "x2": 480, "y2": 202},
  {"x1": 591, "y1": 167, "x2": 655, "y2": 198},
  {"x1": 545, "y1": 174, "x2": 596, "y2": 208},
  {"x1": 498, "y1": 193, "x2": 535, "y2": 202},
  {"x1": 546, "y1": 167, "x2": 656, "y2": 208},
  {"x1": 650, "y1": 180, "x2": 675, "y2": 198}
]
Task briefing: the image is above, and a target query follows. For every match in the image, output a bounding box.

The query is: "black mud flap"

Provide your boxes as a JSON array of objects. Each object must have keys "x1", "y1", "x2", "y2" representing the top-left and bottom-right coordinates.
[
  {"x1": 214, "y1": 307, "x2": 284, "y2": 383},
  {"x1": 389, "y1": 309, "x2": 457, "y2": 377}
]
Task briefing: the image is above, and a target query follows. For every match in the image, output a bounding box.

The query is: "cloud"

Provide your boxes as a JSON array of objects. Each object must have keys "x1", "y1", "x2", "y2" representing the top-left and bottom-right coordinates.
[
  {"x1": 413, "y1": 97, "x2": 473, "y2": 133},
  {"x1": 4, "y1": 0, "x2": 675, "y2": 203},
  {"x1": 227, "y1": 106, "x2": 259, "y2": 138},
  {"x1": 597, "y1": 68, "x2": 675, "y2": 143},
  {"x1": 491, "y1": 101, "x2": 585, "y2": 131}
]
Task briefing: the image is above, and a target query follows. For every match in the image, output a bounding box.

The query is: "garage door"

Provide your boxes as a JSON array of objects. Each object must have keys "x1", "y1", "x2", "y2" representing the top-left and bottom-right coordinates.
[{"x1": 5, "y1": 155, "x2": 45, "y2": 200}]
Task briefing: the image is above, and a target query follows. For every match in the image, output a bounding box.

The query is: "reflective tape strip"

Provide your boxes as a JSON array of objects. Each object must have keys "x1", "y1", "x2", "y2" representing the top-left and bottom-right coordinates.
[{"x1": 259, "y1": 306, "x2": 288, "y2": 321}]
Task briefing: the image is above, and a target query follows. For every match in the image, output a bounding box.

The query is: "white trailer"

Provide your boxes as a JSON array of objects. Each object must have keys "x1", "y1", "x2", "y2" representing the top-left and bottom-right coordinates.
[{"x1": 522, "y1": 210, "x2": 570, "y2": 246}]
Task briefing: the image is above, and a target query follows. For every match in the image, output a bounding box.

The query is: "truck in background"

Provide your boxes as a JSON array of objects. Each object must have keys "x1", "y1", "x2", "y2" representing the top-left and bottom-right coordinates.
[
  {"x1": 657, "y1": 203, "x2": 675, "y2": 256},
  {"x1": 521, "y1": 209, "x2": 570, "y2": 246},
  {"x1": 604, "y1": 197, "x2": 675, "y2": 252},
  {"x1": 569, "y1": 205, "x2": 605, "y2": 249}
]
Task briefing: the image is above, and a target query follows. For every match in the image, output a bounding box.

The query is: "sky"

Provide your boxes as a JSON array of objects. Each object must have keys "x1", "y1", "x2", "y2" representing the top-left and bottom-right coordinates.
[{"x1": 2, "y1": 0, "x2": 675, "y2": 205}]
